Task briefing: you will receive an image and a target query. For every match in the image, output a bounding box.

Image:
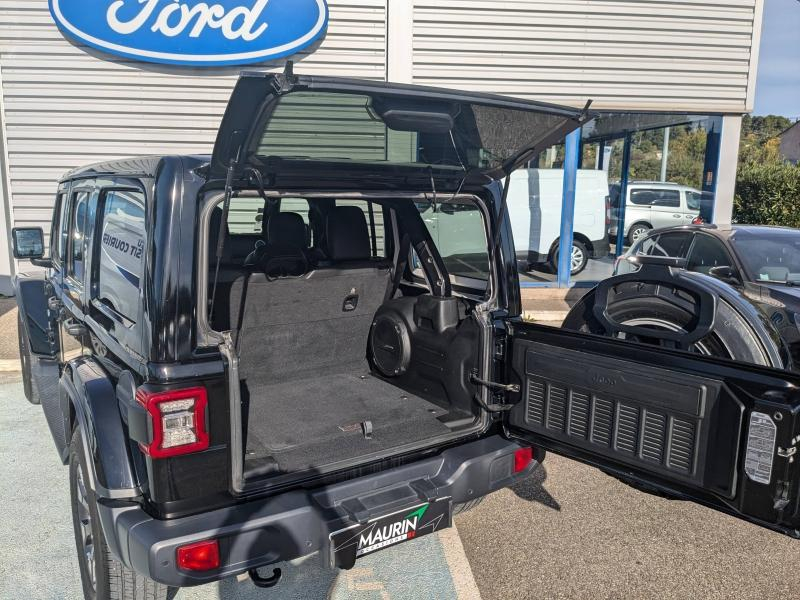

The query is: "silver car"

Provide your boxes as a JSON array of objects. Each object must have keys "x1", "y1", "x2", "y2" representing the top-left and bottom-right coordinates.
[{"x1": 609, "y1": 181, "x2": 704, "y2": 245}]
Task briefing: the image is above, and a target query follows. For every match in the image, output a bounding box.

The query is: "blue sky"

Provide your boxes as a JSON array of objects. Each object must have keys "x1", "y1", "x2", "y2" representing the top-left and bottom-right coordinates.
[{"x1": 754, "y1": 0, "x2": 800, "y2": 117}]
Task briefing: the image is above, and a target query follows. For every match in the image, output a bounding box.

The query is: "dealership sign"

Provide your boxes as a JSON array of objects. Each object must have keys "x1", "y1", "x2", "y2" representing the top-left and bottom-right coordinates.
[{"x1": 48, "y1": 0, "x2": 329, "y2": 66}]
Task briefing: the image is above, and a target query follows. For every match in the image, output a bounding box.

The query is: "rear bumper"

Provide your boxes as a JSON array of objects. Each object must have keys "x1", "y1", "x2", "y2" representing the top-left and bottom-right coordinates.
[{"x1": 97, "y1": 436, "x2": 535, "y2": 587}]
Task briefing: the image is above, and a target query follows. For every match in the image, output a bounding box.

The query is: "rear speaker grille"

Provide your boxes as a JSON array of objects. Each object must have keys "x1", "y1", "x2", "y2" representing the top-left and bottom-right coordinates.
[{"x1": 522, "y1": 376, "x2": 699, "y2": 478}]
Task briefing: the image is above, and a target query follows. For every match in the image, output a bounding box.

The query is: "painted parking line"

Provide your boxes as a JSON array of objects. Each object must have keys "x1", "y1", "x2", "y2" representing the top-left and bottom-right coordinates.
[{"x1": 0, "y1": 378, "x2": 481, "y2": 600}]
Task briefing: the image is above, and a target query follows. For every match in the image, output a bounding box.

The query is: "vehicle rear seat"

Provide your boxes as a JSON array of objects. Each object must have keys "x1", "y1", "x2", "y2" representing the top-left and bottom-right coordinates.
[{"x1": 229, "y1": 206, "x2": 391, "y2": 386}]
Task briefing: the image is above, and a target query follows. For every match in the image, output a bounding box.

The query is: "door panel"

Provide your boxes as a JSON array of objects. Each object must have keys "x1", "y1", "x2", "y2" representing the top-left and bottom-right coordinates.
[{"x1": 506, "y1": 322, "x2": 800, "y2": 538}]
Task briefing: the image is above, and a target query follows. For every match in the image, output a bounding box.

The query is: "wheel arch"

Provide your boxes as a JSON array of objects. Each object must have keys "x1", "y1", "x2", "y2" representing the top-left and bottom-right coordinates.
[{"x1": 63, "y1": 358, "x2": 141, "y2": 500}]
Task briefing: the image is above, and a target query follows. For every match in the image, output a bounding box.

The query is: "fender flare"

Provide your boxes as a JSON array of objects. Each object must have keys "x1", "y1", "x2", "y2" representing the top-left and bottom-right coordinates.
[{"x1": 62, "y1": 357, "x2": 140, "y2": 500}]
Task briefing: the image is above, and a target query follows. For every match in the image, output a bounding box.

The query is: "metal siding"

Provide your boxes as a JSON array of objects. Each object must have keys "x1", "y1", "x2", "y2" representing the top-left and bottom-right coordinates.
[
  {"x1": 0, "y1": 0, "x2": 387, "y2": 235},
  {"x1": 412, "y1": 0, "x2": 761, "y2": 112}
]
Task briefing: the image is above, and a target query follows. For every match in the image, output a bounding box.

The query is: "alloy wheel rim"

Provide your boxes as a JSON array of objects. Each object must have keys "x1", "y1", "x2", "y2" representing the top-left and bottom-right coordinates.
[
  {"x1": 631, "y1": 227, "x2": 647, "y2": 243},
  {"x1": 76, "y1": 466, "x2": 96, "y2": 590},
  {"x1": 570, "y1": 245, "x2": 585, "y2": 273}
]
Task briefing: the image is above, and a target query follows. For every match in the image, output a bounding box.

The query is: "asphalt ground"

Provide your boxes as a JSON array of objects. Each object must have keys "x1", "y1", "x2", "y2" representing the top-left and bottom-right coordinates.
[
  {"x1": 0, "y1": 373, "x2": 480, "y2": 600},
  {"x1": 456, "y1": 454, "x2": 799, "y2": 600}
]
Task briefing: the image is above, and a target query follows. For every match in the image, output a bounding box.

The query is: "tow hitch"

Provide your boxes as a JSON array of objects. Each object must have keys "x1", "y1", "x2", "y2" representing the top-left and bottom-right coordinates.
[{"x1": 248, "y1": 567, "x2": 282, "y2": 589}]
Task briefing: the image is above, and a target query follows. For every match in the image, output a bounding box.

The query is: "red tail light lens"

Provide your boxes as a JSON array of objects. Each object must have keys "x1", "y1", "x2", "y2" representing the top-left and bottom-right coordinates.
[
  {"x1": 691, "y1": 216, "x2": 704, "y2": 225},
  {"x1": 514, "y1": 446, "x2": 534, "y2": 473},
  {"x1": 136, "y1": 387, "x2": 209, "y2": 458},
  {"x1": 177, "y1": 540, "x2": 220, "y2": 571}
]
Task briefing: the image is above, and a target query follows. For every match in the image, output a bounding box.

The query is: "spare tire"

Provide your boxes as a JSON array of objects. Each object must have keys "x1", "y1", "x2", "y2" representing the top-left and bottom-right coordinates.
[{"x1": 562, "y1": 280, "x2": 772, "y2": 366}]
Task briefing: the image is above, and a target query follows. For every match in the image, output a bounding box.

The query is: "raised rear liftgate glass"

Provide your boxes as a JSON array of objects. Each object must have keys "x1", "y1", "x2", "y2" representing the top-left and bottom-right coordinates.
[
  {"x1": 255, "y1": 92, "x2": 572, "y2": 172},
  {"x1": 210, "y1": 74, "x2": 585, "y2": 178}
]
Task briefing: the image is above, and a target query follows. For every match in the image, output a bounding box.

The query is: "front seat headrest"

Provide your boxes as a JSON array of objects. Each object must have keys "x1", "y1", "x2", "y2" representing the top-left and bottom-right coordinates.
[
  {"x1": 267, "y1": 212, "x2": 308, "y2": 248},
  {"x1": 327, "y1": 206, "x2": 371, "y2": 261}
]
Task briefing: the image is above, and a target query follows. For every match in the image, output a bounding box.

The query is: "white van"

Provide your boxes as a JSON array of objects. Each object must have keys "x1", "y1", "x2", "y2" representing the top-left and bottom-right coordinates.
[{"x1": 507, "y1": 169, "x2": 611, "y2": 274}]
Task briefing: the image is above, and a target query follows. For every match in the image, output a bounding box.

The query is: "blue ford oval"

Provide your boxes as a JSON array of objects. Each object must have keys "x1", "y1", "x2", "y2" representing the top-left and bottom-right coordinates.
[{"x1": 49, "y1": 0, "x2": 329, "y2": 66}]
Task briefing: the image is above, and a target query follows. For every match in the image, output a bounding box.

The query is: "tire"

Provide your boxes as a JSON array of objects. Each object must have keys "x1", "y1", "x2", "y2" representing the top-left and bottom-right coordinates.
[
  {"x1": 453, "y1": 497, "x2": 485, "y2": 515},
  {"x1": 562, "y1": 283, "x2": 770, "y2": 365},
  {"x1": 550, "y1": 240, "x2": 589, "y2": 275},
  {"x1": 17, "y1": 311, "x2": 38, "y2": 404},
  {"x1": 69, "y1": 429, "x2": 176, "y2": 600},
  {"x1": 627, "y1": 223, "x2": 650, "y2": 246}
]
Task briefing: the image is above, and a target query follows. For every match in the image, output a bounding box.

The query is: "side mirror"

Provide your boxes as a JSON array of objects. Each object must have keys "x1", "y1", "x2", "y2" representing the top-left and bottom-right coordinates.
[
  {"x1": 709, "y1": 265, "x2": 740, "y2": 285},
  {"x1": 11, "y1": 227, "x2": 45, "y2": 260}
]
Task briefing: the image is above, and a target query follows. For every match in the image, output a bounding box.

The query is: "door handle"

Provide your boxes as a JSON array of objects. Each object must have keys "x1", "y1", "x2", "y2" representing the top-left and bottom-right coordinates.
[
  {"x1": 673, "y1": 214, "x2": 681, "y2": 218},
  {"x1": 64, "y1": 318, "x2": 87, "y2": 337}
]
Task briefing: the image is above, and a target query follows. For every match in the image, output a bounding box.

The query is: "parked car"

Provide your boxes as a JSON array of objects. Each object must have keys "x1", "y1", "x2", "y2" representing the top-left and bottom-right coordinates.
[
  {"x1": 609, "y1": 181, "x2": 704, "y2": 245},
  {"x1": 11, "y1": 71, "x2": 800, "y2": 600},
  {"x1": 506, "y1": 168, "x2": 611, "y2": 274},
  {"x1": 610, "y1": 223, "x2": 800, "y2": 364}
]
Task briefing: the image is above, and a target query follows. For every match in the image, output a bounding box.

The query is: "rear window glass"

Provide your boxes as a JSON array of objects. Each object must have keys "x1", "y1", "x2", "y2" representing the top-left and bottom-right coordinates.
[
  {"x1": 98, "y1": 190, "x2": 145, "y2": 322},
  {"x1": 256, "y1": 91, "x2": 571, "y2": 171}
]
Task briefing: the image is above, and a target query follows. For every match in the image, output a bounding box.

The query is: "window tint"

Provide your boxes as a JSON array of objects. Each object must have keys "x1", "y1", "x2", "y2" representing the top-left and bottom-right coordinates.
[
  {"x1": 651, "y1": 232, "x2": 691, "y2": 257},
  {"x1": 336, "y1": 200, "x2": 386, "y2": 258},
  {"x1": 51, "y1": 192, "x2": 66, "y2": 264},
  {"x1": 97, "y1": 190, "x2": 145, "y2": 322},
  {"x1": 687, "y1": 235, "x2": 733, "y2": 275},
  {"x1": 418, "y1": 201, "x2": 489, "y2": 284},
  {"x1": 59, "y1": 192, "x2": 72, "y2": 265},
  {"x1": 68, "y1": 191, "x2": 91, "y2": 283},
  {"x1": 630, "y1": 189, "x2": 680, "y2": 207},
  {"x1": 686, "y1": 191, "x2": 702, "y2": 211}
]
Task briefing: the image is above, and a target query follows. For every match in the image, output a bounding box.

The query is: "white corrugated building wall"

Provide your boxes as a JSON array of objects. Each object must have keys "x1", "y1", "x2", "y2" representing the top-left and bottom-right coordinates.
[{"x1": 0, "y1": 0, "x2": 765, "y2": 293}]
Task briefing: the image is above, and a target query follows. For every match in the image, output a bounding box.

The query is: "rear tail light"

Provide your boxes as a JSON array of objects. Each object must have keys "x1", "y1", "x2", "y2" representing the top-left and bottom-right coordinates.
[
  {"x1": 691, "y1": 216, "x2": 705, "y2": 225},
  {"x1": 514, "y1": 446, "x2": 534, "y2": 473},
  {"x1": 136, "y1": 387, "x2": 209, "y2": 458},
  {"x1": 605, "y1": 195, "x2": 612, "y2": 227},
  {"x1": 177, "y1": 539, "x2": 220, "y2": 571}
]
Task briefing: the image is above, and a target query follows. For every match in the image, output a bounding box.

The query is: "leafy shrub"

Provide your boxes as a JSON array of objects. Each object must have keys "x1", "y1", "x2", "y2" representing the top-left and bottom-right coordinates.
[{"x1": 734, "y1": 163, "x2": 800, "y2": 227}]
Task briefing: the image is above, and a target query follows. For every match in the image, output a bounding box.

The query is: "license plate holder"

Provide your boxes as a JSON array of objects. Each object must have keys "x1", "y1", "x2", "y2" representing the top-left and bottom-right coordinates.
[{"x1": 329, "y1": 497, "x2": 452, "y2": 569}]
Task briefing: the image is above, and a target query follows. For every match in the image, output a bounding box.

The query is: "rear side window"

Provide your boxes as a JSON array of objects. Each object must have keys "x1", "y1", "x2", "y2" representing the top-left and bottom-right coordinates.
[
  {"x1": 97, "y1": 190, "x2": 145, "y2": 322},
  {"x1": 417, "y1": 201, "x2": 490, "y2": 285},
  {"x1": 686, "y1": 191, "x2": 702, "y2": 211},
  {"x1": 630, "y1": 189, "x2": 680, "y2": 207}
]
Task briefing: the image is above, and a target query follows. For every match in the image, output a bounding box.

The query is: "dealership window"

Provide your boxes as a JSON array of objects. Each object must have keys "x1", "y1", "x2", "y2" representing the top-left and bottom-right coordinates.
[
  {"x1": 96, "y1": 190, "x2": 145, "y2": 323},
  {"x1": 514, "y1": 112, "x2": 721, "y2": 301}
]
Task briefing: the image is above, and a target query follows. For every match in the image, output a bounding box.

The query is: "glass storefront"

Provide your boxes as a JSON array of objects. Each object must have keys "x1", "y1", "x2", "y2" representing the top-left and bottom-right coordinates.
[{"x1": 515, "y1": 112, "x2": 722, "y2": 288}]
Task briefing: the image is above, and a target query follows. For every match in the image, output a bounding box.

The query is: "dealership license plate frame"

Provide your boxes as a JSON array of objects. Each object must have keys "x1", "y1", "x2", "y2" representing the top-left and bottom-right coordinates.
[{"x1": 329, "y1": 497, "x2": 452, "y2": 569}]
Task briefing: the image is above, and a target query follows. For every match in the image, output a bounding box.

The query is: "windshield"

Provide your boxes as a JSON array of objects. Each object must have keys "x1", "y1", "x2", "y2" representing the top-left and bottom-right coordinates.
[
  {"x1": 256, "y1": 91, "x2": 571, "y2": 171},
  {"x1": 730, "y1": 229, "x2": 800, "y2": 284}
]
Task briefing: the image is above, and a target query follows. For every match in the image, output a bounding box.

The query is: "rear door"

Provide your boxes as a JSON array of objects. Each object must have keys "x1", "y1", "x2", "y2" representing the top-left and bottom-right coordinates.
[
  {"x1": 504, "y1": 323, "x2": 800, "y2": 538},
  {"x1": 210, "y1": 71, "x2": 588, "y2": 181},
  {"x1": 645, "y1": 188, "x2": 684, "y2": 229}
]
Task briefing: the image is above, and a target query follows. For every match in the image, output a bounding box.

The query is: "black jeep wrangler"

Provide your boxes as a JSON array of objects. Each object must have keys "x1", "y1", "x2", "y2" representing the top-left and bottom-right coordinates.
[{"x1": 12, "y1": 71, "x2": 800, "y2": 599}]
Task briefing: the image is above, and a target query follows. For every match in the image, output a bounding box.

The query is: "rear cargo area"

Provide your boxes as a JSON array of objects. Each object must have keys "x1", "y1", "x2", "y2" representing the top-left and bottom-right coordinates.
[
  {"x1": 212, "y1": 200, "x2": 486, "y2": 484},
  {"x1": 242, "y1": 362, "x2": 452, "y2": 475}
]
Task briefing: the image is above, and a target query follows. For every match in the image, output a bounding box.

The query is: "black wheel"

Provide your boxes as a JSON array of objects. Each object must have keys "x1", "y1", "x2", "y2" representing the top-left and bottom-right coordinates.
[
  {"x1": 550, "y1": 240, "x2": 589, "y2": 275},
  {"x1": 627, "y1": 223, "x2": 651, "y2": 246},
  {"x1": 453, "y1": 497, "x2": 485, "y2": 515},
  {"x1": 562, "y1": 283, "x2": 771, "y2": 365},
  {"x1": 17, "y1": 311, "x2": 38, "y2": 404},
  {"x1": 69, "y1": 429, "x2": 176, "y2": 600}
]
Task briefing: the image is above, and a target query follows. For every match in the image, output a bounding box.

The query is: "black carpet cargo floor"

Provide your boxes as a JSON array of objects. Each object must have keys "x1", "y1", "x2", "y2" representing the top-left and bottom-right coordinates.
[{"x1": 242, "y1": 370, "x2": 451, "y2": 475}]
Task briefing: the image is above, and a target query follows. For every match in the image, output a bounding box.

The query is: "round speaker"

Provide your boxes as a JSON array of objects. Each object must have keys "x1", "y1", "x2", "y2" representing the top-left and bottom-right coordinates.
[{"x1": 370, "y1": 313, "x2": 411, "y2": 377}]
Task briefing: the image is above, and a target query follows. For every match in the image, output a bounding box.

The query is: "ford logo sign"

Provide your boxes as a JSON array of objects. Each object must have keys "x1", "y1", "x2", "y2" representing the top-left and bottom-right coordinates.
[{"x1": 49, "y1": 0, "x2": 329, "y2": 66}]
